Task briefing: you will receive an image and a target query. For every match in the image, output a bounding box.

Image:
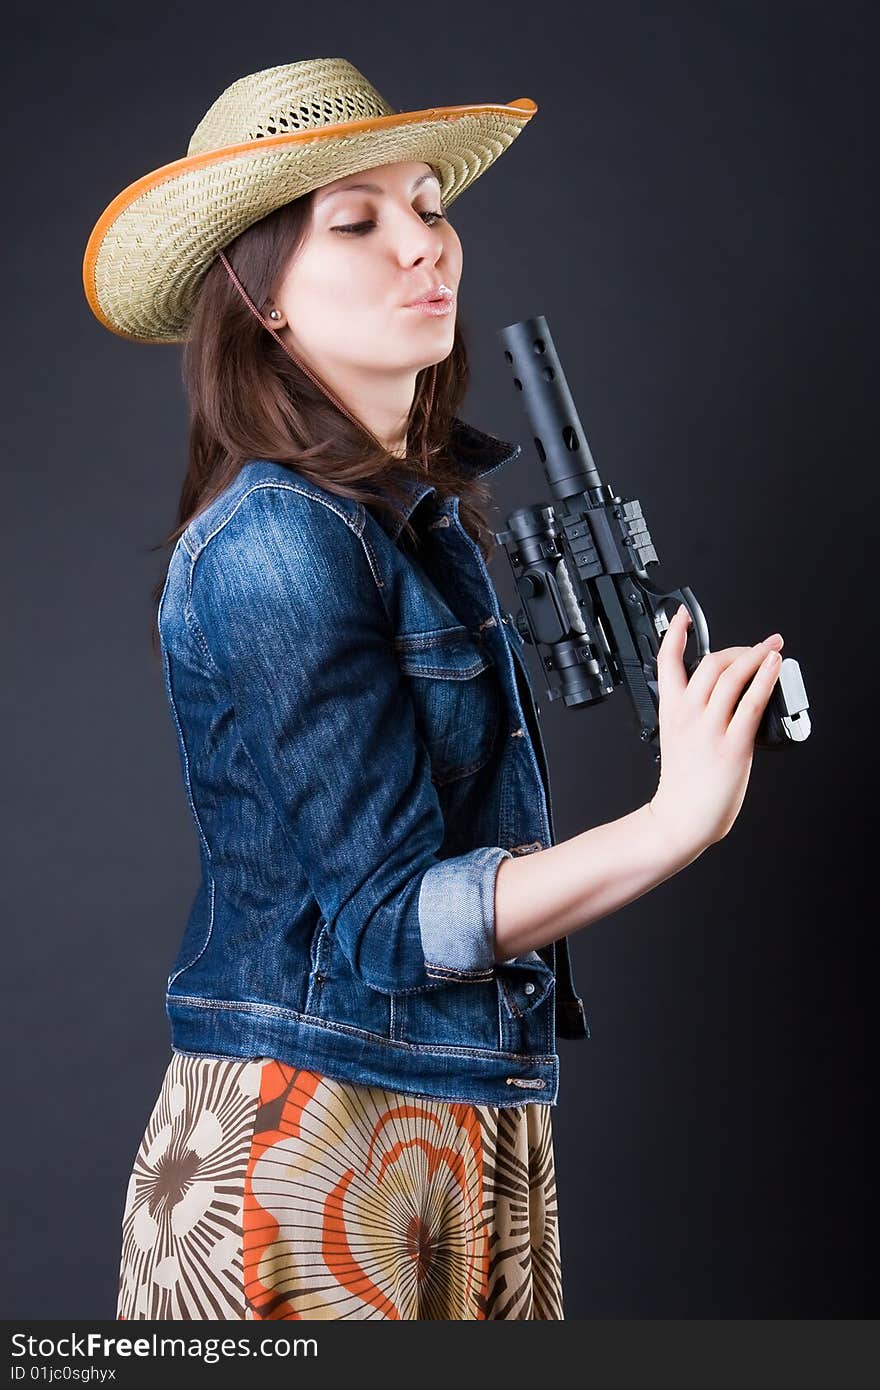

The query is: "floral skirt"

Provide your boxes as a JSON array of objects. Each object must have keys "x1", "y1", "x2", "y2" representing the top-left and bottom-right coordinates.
[{"x1": 116, "y1": 1051, "x2": 563, "y2": 1321}]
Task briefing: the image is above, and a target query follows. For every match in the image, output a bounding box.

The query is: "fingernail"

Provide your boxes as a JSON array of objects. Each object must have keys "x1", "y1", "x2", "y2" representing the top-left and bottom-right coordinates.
[{"x1": 763, "y1": 650, "x2": 781, "y2": 668}]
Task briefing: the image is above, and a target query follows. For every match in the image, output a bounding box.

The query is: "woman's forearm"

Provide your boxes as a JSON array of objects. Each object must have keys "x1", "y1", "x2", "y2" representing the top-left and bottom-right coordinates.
[{"x1": 492, "y1": 802, "x2": 703, "y2": 960}]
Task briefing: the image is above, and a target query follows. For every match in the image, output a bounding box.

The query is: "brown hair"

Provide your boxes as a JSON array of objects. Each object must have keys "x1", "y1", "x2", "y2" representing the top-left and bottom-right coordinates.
[{"x1": 146, "y1": 190, "x2": 500, "y2": 654}]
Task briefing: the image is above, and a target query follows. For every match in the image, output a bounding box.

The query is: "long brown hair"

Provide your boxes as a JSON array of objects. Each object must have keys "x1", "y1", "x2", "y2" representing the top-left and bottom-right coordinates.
[{"x1": 146, "y1": 190, "x2": 500, "y2": 655}]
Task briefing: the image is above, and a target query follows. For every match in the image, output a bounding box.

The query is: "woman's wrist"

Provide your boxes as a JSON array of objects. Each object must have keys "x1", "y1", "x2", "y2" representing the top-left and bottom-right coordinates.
[
  {"x1": 493, "y1": 800, "x2": 706, "y2": 961},
  {"x1": 644, "y1": 796, "x2": 710, "y2": 872}
]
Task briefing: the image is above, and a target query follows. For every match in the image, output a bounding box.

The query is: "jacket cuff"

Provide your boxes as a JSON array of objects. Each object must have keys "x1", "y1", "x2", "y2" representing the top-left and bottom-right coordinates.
[{"x1": 418, "y1": 846, "x2": 513, "y2": 982}]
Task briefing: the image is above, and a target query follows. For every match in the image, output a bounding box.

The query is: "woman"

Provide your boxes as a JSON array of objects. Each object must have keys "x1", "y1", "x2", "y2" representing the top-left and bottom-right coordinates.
[{"x1": 83, "y1": 59, "x2": 785, "y2": 1321}]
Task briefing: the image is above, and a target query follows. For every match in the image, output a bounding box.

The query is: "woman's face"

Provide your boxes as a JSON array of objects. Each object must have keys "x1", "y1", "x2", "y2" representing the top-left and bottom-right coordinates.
[{"x1": 267, "y1": 159, "x2": 462, "y2": 384}]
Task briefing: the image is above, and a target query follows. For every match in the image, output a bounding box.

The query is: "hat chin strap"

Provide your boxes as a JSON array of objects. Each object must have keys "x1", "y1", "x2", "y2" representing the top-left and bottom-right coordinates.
[{"x1": 217, "y1": 250, "x2": 436, "y2": 472}]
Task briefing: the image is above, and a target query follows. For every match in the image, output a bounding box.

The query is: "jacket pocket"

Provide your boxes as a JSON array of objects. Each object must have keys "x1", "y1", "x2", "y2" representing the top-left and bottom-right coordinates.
[
  {"x1": 304, "y1": 915, "x2": 330, "y2": 1016},
  {"x1": 304, "y1": 917, "x2": 393, "y2": 1037},
  {"x1": 391, "y1": 977, "x2": 503, "y2": 1052},
  {"x1": 395, "y1": 624, "x2": 500, "y2": 785}
]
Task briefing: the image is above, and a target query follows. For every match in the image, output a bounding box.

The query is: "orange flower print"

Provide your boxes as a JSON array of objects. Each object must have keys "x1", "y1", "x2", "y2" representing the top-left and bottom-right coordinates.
[{"x1": 243, "y1": 1064, "x2": 489, "y2": 1319}]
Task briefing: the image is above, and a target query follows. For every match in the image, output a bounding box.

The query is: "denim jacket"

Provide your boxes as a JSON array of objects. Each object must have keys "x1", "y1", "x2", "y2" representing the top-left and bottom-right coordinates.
[{"x1": 157, "y1": 417, "x2": 589, "y2": 1109}]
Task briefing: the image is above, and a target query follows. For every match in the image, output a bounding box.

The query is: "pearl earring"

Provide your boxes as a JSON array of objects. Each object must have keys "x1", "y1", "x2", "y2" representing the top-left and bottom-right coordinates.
[{"x1": 268, "y1": 309, "x2": 281, "y2": 320}]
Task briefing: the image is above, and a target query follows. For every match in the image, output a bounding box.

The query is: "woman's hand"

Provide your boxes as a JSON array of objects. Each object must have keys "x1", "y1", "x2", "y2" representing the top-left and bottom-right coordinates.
[{"x1": 647, "y1": 605, "x2": 784, "y2": 860}]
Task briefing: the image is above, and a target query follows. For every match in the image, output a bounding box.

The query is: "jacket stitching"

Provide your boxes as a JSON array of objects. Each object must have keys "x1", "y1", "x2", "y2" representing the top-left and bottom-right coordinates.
[
  {"x1": 398, "y1": 656, "x2": 492, "y2": 679},
  {"x1": 388, "y1": 991, "x2": 403, "y2": 1040},
  {"x1": 182, "y1": 600, "x2": 220, "y2": 673},
  {"x1": 393, "y1": 625, "x2": 476, "y2": 652},
  {"x1": 355, "y1": 506, "x2": 387, "y2": 594},
  {"x1": 169, "y1": 1045, "x2": 551, "y2": 1108},
  {"x1": 182, "y1": 482, "x2": 393, "y2": 694},
  {"x1": 166, "y1": 993, "x2": 556, "y2": 1062},
  {"x1": 506, "y1": 638, "x2": 553, "y2": 845},
  {"x1": 192, "y1": 480, "x2": 358, "y2": 552},
  {"x1": 424, "y1": 963, "x2": 495, "y2": 981},
  {"x1": 546, "y1": 981, "x2": 556, "y2": 1052},
  {"x1": 187, "y1": 480, "x2": 387, "y2": 608},
  {"x1": 157, "y1": 594, "x2": 217, "y2": 988},
  {"x1": 498, "y1": 976, "x2": 524, "y2": 1019}
]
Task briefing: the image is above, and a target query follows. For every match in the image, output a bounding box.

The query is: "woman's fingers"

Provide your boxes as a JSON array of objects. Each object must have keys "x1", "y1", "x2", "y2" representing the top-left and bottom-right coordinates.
[
  {"x1": 657, "y1": 609, "x2": 784, "y2": 739},
  {"x1": 656, "y1": 604, "x2": 692, "y2": 701},
  {"x1": 705, "y1": 635, "x2": 784, "y2": 728},
  {"x1": 725, "y1": 645, "x2": 784, "y2": 744},
  {"x1": 685, "y1": 644, "x2": 757, "y2": 705}
]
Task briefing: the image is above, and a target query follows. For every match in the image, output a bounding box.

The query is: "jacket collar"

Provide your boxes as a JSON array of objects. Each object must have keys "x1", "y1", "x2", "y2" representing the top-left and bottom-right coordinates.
[
  {"x1": 449, "y1": 416, "x2": 522, "y2": 478},
  {"x1": 217, "y1": 418, "x2": 521, "y2": 550},
  {"x1": 381, "y1": 416, "x2": 522, "y2": 542}
]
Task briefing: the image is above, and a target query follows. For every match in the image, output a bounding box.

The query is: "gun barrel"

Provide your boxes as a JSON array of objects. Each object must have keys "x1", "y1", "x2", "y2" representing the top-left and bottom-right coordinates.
[{"x1": 499, "y1": 316, "x2": 603, "y2": 495}]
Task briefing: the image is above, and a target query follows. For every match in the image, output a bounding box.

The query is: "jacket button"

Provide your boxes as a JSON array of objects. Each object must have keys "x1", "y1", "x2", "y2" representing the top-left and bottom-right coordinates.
[{"x1": 524, "y1": 981, "x2": 535, "y2": 995}]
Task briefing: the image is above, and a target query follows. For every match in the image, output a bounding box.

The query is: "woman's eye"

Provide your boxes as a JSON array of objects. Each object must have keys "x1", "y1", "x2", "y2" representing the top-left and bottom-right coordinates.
[{"x1": 332, "y1": 210, "x2": 447, "y2": 235}]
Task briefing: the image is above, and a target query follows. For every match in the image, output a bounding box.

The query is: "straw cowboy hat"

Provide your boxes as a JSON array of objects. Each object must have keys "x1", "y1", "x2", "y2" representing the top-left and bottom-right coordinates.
[{"x1": 82, "y1": 57, "x2": 538, "y2": 346}]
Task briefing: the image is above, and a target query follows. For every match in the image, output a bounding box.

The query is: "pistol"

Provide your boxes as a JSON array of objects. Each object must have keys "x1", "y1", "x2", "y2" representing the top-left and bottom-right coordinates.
[{"x1": 494, "y1": 315, "x2": 811, "y2": 753}]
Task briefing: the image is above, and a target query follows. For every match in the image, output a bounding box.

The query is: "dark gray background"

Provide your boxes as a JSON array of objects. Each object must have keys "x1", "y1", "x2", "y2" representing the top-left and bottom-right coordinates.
[{"x1": 3, "y1": 0, "x2": 871, "y2": 1319}]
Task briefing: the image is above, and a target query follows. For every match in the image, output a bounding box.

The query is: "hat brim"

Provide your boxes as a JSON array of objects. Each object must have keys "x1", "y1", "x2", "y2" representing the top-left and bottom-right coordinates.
[{"x1": 83, "y1": 98, "x2": 537, "y2": 344}]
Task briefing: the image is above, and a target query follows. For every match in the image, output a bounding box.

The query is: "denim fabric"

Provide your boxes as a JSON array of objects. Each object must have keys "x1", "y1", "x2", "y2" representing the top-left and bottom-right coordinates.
[{"x1": 157, "y1": 417, "x2": 589, "y2": 1108}]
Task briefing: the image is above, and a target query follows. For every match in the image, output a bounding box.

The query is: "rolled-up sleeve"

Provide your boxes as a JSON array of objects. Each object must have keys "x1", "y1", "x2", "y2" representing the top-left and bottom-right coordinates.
[
  {"x1": 418, "y1": 846, "x2": 512, "y2": 978},
  {"x1": 187, "y1": 481, "x2": 511, "y2": 995}
]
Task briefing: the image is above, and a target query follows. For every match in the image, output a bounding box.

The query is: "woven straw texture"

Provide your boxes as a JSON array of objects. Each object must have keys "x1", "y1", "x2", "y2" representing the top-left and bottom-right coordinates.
[{"x1": 83, "y1": 58, "x2": 537, "y2": 345}]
